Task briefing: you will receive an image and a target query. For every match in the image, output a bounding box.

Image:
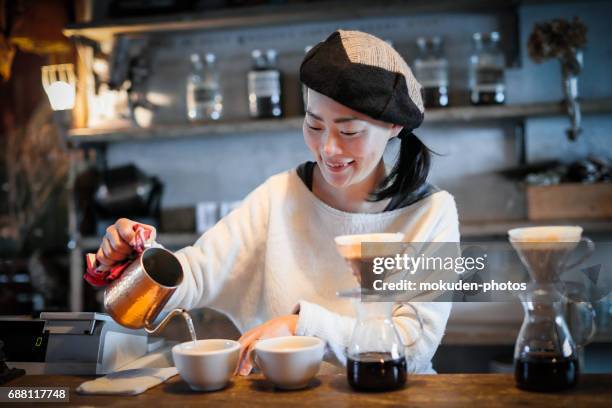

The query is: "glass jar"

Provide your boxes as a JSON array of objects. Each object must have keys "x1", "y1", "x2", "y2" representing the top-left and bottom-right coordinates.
[
  {"x1": 469, "y1": 32, "x2": 506, "y2": 105},
  {"x1": 413, "y1": 36, "x2": 449, "y2": 108},
  {"x1": 186, "y1": 53, "x2": 223, "y2": 122},
  {"x1": 247, "y1": 49, "x2": 283, "y2": 119}
]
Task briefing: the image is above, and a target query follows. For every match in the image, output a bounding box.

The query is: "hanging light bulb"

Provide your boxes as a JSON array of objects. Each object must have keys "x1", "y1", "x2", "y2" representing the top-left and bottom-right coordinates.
[{"x1": 41, "y1": 64, "x2": 76, "y2": 111}]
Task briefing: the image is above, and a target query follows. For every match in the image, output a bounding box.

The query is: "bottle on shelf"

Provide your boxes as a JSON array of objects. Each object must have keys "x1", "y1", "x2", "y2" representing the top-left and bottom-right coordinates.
[
  {"x1": 248, "y1": 49, "x2": 283, "y2": 119},
  {"x1": 186, "y1": 53, "x2": 223, "y2": 122},
  {"x1": 469, "y1": 32, "x2": 506, "y2": 105},
  {"x1": 413, "y1": 36, "x2": 449, "y2": 108}
]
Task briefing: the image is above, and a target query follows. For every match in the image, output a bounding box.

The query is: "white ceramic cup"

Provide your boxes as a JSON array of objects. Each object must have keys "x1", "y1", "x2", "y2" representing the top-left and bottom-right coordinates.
[
  {"x1": 254, "y1": 336, "x2": 325, "y2": 390},
  {"x1": 172, "y1": 339, "x2": 240, "y2": 391}
]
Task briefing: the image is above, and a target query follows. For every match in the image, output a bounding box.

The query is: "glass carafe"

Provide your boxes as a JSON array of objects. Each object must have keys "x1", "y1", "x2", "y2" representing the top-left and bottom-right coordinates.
[
  {"x1": 514, "y1": 284, "x2": 594, "y2": 391},
  {"x1": 334, "y1": 233, "x2": 423, "y2": 391},
  {"x1": 248, "y1": 49, "x2": 283, "y2": 119},
  {"x1": 339, "y1": 293, "x2": 423, "y2": 392},
  {"x1": 509, "y1": 226, "x2": 596, "y2": 392}
]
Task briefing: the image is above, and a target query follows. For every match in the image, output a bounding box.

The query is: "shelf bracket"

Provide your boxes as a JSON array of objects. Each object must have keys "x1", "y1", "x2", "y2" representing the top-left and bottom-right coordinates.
[{"x1": 514, "y1": 121, "x2": 526, "y2": 165}]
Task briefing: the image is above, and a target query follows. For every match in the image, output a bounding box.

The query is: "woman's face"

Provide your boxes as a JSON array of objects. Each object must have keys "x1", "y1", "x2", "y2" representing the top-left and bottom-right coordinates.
[{"x1": 303, "y1": 89, "x2": 401, "y2": 189}]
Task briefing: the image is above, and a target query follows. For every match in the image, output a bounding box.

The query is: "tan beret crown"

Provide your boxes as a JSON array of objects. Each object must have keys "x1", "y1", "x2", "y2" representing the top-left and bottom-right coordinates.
[
  {"x1": 337, "y1": 30, "x2": 424, "y2": 114},
  {"x1": 300, "y1": 30, "x2": 425, "y2": 130}
]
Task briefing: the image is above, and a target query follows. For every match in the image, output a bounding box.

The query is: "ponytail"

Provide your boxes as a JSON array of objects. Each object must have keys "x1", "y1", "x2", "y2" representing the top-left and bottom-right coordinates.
[{"x1": 369, "y1": 128, "x2": 431, "y2": 202}]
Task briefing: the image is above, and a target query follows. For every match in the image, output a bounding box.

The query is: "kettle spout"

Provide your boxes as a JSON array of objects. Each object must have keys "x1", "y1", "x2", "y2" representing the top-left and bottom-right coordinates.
[{"x1": 144, "y1": 308, "x2": 189, "y2": 336}]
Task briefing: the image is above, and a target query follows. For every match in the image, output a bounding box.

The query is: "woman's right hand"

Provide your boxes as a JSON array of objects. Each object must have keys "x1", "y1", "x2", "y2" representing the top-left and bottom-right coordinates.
[{"x1": 96, "y1": 218, "x2": 157, "y2": 268}]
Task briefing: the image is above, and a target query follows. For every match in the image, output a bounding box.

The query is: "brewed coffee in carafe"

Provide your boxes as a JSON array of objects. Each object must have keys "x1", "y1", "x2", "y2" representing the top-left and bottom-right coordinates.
[
  {"x1": 513, "y1": 284, "x2": 580, "y2": 391},
  {"x1": 334, "y1": 233, "x2": 423, "y2": 392},
  {"x1": 509, "y1": 226, "x2": 596, "y2": 392},
  {"x1": 344, "y1": 300, "x2": 412, "y2": 391}
]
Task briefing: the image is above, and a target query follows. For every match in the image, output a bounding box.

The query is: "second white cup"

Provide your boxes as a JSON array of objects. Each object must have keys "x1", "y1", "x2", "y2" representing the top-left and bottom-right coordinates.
[{"x1": 255, "y1": 336, "x2": 325, "y2": 390}]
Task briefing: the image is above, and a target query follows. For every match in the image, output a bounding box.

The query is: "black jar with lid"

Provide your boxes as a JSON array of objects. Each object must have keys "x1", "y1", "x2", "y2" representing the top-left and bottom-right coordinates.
[
  {"x1": 468, "y1": 32, "x2": 506, "y2": 105},
  {"x1": 247, "y1": 49, "x2": 283, "y2": 119}
]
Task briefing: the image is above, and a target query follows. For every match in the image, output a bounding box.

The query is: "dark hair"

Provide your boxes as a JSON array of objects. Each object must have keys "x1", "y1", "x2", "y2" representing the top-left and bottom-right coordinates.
[{"x1": 369, "y1": 128, "x2": 431, "y2": 202}]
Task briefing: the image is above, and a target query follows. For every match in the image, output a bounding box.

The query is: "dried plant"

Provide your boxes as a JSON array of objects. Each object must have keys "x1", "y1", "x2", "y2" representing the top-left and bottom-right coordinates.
[
  {"x1": 3, "y1": 102, "x2": 69, "y2": 252},
  {"x1": 528, "y1": 17, "x2": 588, "y2": 141},
  {"x1": 528, "y1": 17, "x2": 587, "y2": 71}
]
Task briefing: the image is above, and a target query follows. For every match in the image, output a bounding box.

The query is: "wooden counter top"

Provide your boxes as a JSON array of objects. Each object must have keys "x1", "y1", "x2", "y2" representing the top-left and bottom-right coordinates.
[{"x1": 4, "y1": 373, "x2": 612, "y2": 407}]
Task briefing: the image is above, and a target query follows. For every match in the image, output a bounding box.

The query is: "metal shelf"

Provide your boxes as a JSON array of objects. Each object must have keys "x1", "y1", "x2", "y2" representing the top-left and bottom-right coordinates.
[
  {"x1": 443, "y1": 322, "x2": 612, "y2": 345},
  {"x1": 67, "y1": 98, "x2": 612, "y2": 144},
  {"x1": 68, "y1": 117, "x2": 304, "y2": 144},
  {"x1": 425, "y1": 98, "x2": 612, "y2": 123},
  {"x1": 63, "y1": 0, "x2": 522, "y2": 43}
]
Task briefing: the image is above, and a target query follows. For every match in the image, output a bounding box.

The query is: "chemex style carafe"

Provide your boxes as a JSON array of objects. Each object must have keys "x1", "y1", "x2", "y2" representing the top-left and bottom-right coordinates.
[
  {"x1": 335, "y1": 233, "x2": 424, "y2": 392},
  {"x1": 509, "y1": 226, "x2": 596, "y2": 391},
  {"x1": 104, "y1": 246, "x2": 194, "y2": 337},
  {"x1": 343, "y1": 295, "x2": 423, "y2": 391},
  {"x1": 513, "y1": 283, "x2": 596, "y2": 391}
]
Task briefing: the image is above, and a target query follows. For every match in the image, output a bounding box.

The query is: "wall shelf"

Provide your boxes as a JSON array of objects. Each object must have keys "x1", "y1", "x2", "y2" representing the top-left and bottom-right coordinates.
[
  {"x1": 443, "y1": 322, "x2": 612, "y2": 345},
  {"x1": 460, "y1": 218, "x2": 612, "y2": 238},
  {"x1": 63, "y1": 0, "x2": 523, "y2": 43},
  {"x1": 424, "y1": 98, "x2": 612, "y2": 123},
  {"x1": 68, "y1": 117, "x2": 305, "y2": 144},
  {"x1": 68, "y1": 98, "x2": 612, "y2": 144}
]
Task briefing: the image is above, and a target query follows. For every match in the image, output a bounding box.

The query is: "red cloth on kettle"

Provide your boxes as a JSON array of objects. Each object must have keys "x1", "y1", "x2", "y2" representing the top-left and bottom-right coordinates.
[{"x1": 83, "y1": 224, "x2": 153, "y2": 287}]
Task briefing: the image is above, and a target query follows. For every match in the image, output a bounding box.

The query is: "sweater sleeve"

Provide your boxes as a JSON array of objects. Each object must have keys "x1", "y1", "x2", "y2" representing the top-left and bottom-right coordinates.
[
  {"x1": 162, "y1": 180, "x2": 270, "y2": 326},
  {"x1": 296, "y1": 192, "x2": 460, "y2": 373}
]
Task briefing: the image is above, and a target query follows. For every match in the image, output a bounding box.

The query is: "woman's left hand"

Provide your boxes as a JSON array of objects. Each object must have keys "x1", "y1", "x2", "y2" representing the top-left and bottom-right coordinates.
[{"x1": 236, "y1": 314, "x2": 299, "y2": 376}]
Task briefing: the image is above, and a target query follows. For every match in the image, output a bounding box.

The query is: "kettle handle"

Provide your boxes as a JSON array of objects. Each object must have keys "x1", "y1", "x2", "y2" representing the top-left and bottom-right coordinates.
[
  {"x1": 144, "y1": 308, "x2": 188, "y2": 335},
  {"x1": 396, "y1": 302, "x2": 424, "y2": 348}
]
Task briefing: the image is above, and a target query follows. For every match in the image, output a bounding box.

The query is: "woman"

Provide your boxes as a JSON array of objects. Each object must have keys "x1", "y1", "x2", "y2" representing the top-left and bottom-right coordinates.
[{"x1": 92, "y1": 30, "x2": 459, "y2": 375}]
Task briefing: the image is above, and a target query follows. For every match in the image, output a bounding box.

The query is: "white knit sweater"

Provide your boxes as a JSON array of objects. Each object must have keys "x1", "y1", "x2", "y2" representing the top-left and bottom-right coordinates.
[{"x1": 164, "y1": 168, "x2": 460, "y2": 373}]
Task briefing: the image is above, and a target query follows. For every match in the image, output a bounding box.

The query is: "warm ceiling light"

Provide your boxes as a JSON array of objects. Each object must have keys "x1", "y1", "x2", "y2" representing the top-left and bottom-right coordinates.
[{"x1": 41, "y1": 64, "x2": 76, "y2": 111}]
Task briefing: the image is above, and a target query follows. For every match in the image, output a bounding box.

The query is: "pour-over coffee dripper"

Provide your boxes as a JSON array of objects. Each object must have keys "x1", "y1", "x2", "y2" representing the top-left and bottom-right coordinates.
[
  {"x1": 508, "y1": 226, "x2": 596, "y2": 392},
  {"x1": 335, "y1": 233, "x2": 404, "y2": 292},
  {"x1": 508, "y1": 226, "x2": 594, "y2": 284}
]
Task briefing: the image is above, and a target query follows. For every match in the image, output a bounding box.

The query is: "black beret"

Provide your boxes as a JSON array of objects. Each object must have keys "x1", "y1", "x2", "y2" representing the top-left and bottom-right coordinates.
[{"x1": 300, "y1": 30, "x2": 425, "y2": 131}]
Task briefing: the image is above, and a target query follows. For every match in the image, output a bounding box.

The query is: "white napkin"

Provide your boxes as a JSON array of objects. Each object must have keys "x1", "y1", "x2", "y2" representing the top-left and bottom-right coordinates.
[{"x1": 76, "y1": 367, "x2": 178, "y2": 396}]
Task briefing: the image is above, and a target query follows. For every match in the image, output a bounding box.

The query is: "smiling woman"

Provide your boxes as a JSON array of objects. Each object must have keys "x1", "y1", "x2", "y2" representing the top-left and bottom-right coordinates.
[
  {"x1": 302, "y1": 89, "x2": 403, "y2": 213},
  {"x1": 90, "y1": 29, "x2": 460, "y2": 378}
]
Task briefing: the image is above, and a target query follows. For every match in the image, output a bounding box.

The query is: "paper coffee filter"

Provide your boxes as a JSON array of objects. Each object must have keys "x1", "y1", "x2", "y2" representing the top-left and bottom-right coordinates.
[
  {"x1": 334, "y1": 233, "x2": 404, "y2": 259},
  {"x1": 508, "y1": 226, "x2": 583, "y2": 243}
]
